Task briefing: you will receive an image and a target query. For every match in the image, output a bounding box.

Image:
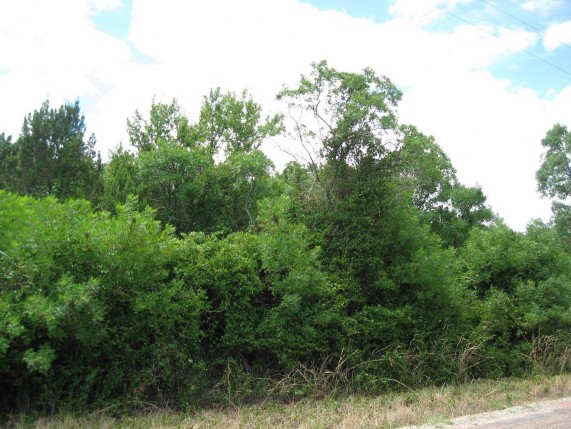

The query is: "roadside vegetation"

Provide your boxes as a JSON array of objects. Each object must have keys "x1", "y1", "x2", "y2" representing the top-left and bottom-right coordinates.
[
  {"x1": 6, "y1": 374, "x2": 571, "y2": 428},
  {"x1": 1, "y1": 61, "x2": 571, "y2": 423}
]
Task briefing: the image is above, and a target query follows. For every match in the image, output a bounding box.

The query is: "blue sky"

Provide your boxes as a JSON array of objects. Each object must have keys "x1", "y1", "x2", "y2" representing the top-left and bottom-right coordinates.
[
  {"x1": 92, "y1": 0, "x2": 132, "y2": 39},
  {"x1": 1, "y1": 0, "x2": 571, "y2": 230},
  {"x1": 301, "y1": 0, "x2": 393, "y2": 22}
]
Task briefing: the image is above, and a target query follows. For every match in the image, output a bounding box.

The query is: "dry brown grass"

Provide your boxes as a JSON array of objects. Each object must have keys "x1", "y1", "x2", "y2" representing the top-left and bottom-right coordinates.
[
  {"x1": 528, "y1": 334, "x2": 571, "y2": 374},
  {"x1": 6, "y1": 373, "x2": 571, "y2": 429}
]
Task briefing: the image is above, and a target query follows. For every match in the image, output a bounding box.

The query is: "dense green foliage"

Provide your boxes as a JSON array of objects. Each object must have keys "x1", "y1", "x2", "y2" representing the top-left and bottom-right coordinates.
[
  {"x1": 105, "y1": 95, "x2": 281, "y2": 234},
  {"x1": 1, "y1": 62, "x2": 570, "y2": 416}
]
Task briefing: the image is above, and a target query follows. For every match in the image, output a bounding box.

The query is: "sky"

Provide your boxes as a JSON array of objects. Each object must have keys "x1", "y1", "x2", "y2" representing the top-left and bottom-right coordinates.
[{"x1": 1, "y1": 0, "x2": 571, "y2": 231}]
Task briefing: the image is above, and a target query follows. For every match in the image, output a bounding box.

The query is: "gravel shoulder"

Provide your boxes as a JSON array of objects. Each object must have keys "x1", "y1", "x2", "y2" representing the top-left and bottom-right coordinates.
[{"x1": 404, "y1": 397, "x2": 571, "y2": 429}]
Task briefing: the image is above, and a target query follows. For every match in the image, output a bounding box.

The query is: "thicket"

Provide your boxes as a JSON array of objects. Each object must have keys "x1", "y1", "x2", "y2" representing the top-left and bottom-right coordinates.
[{"x1": 1, "y1": 61, "x2": 570, "y2": 416}]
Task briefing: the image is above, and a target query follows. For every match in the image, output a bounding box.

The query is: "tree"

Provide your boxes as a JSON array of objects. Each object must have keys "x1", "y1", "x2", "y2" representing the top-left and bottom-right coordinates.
[
  {"x1": 190, "y1": 89, "x2": 281, "y2": 230},
  {"x1": 1, "y1": 100, "x2": 103, "y2": 202},
  {"x1": 395, "y1": 125, "x2": 493, "y2": 247},
  {"x1": 0, "y1": 133, "x2": 15, "y2": 191},
  {"x1": 127, "y1": 99, "x2": 192, "y2": 151},
  {"x1": 192, "y1": 88, "x2": 283, "y2": 156},
  {"x1": 277, "y1": 60, "x2": 402, "y2": 208},
  {"x1": 121, "y1": 92, "x2": 281, "y2": 234},
  {"x1": 536, "y1": 124, "x2": 571, "y2": 244},
  {"x1": 395, "y1": 125, "x2": 457, "y2": 214},
  {"x1": 101, "y1": 145, "x2": 138, "y2": 212},
  {"x1": 277, "y1": 62, "x2": 466, "y2": 349},
  {"x1": 220, "y1": 150, "x2": 275, "y2": 229},
  {"x1": 136, "y1": 142, "x2": 219, "y2": 233},
  {"x1": 537, "y1": 124, "x2": 571, "y2": 200}
]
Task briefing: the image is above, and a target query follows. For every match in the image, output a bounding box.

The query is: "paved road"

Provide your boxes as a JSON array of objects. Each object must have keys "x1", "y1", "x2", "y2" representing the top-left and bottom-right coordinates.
[{"x1": 407, "y1": 398, "x2": 571, "y2": 429}]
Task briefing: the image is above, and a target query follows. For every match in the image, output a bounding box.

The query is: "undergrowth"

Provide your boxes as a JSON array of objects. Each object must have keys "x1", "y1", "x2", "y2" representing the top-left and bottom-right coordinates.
[{"x1": 5, "y1": 373, "x2": 571, "y2": 429}]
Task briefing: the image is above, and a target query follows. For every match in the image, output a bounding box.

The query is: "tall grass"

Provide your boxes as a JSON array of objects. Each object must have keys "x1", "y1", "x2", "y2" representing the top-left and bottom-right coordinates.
[
  {"x1": 528, "y1": 333, "x2": 571, "y2": 374},
  {"x1": 6, "y1": 373, "x2": 571, "y2": 428}
]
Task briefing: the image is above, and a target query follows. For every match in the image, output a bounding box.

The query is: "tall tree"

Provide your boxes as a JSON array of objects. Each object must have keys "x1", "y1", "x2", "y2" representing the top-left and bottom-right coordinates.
[
  {"x1": 277, "y1": 60, "x2": 402, "y2": 209},
  {"x1": 1, "y1": 100, "x2": 102, "y2": 202},
  {"x1": 101, "y1": 145, "x2": 138, "y2": 212},
  {"x1": 0, "y1": 133, "x2": 15, "y2": 191},
  {"x1": 136, "y1": 142, "x2": 219, "y2": 233},
  {"x1": 395, "y1": 125, "x2": 493, "y2": 247},
  {"x1": 536, "y1": 123, "x2": 571, "y2": 243},
  {"x1": 193, "y1": 88, "x2": 283, "y2": 156},
  {"x1": 126, "y1": 99, "x2": 192, "y2": 151},
  {"x1": 277, "y1": 62, "x2": 465, "y2": 342},
  {"x1": 537, "y1": 124, "x2": 571, "y2": 200},
  {"x1": 120, "y1": 92, "x2": 281, "y2": 234}
]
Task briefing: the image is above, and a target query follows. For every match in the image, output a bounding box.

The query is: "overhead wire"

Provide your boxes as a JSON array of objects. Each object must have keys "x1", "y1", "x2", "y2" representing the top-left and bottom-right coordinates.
[
  {"x1": 435, "y1": 4, "x2": 571, "y2": 78},
  {"x1": 478, "y1": 0, "x2": 571, "y2": 50}
]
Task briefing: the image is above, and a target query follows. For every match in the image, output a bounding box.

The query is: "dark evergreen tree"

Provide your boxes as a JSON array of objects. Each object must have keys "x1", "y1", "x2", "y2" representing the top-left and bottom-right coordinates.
[{"x1": 0, "y1": 100, "x2": 102, "y2": 202}]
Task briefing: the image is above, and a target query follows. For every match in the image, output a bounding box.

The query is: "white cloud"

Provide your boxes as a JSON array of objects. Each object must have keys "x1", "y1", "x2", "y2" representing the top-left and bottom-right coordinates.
[
  {"x1": 89, "y1": 0, "x2": 124, "y2": 11},
  {"x1": 388, "y1": 0, "x2": 445, "y2": 24},
  {"x1": 0, "y1": 0, "x2": 133, "y2": 145},
  {"x1": 544, "y1": 20, "x2": 571, "y2": 51},
  {"x1": 521, "y1": 0, "x2": 561, "y2": 12},
  {"x1": 398, "y1": 74, "x2": 560, "y2": 229},
  {"x1": 1, "y1": 0, "x2": 568, "y2": 230},
  {"x1": 388, "y1": 0, "x2": 472, "y2": 25}
]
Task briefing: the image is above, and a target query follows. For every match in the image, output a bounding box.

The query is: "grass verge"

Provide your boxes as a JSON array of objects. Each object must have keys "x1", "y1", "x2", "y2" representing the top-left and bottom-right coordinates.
[{"x1": 6, "y1": 373, "x2": 571, "y2": 428}]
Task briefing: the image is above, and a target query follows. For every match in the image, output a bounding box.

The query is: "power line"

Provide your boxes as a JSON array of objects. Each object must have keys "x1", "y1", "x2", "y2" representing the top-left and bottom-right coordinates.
[
  {"x1": 479, "y1": 0, "x2": 543, "y2": 36},
  {"x1": 478, "y1": 0, "x2": 571, "y2": 50},
  {"x1": 435, "y1": 5, "x2": 571, "y2": 78}
]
